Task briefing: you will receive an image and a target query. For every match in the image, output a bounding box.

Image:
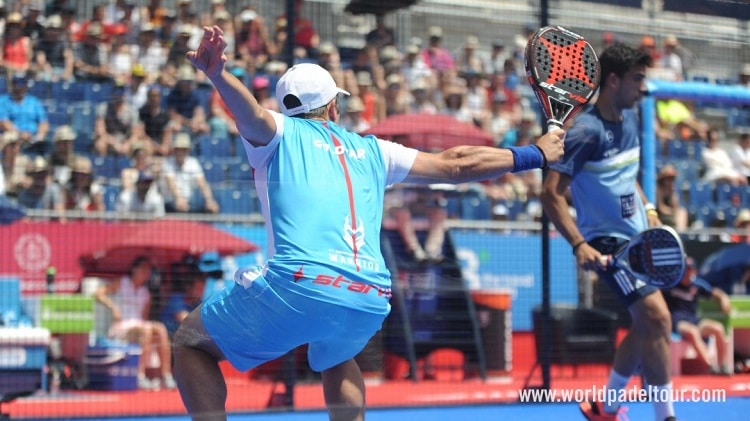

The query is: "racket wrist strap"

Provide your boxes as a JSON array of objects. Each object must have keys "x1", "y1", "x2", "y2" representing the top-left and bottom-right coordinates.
[
  {"x1": 572, "y1": 240, "x2": 587, "y2": 254},
  {"x1": 508, "y1": 145, "x2": 545, "y2": 173}
]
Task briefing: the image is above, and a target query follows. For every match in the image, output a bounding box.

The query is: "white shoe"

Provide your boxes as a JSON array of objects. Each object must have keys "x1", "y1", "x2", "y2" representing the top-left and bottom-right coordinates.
[
  {"x1": 162, "y1": 373, "x2": 177, "y2": 389},
  {"x1": 137, "y1": 374, "x2": 157, "y2": 390}
]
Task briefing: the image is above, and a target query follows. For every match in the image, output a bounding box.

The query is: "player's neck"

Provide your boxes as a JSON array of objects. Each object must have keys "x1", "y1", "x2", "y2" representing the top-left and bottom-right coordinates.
[{"x1": 595, "y1": 97, "x2": 623, "y2": 123}]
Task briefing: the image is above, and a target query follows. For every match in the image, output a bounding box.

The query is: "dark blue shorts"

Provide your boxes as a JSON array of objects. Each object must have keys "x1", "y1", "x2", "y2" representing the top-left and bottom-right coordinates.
[{"x1": 589, "y1": 236, "x2": 659, "y2": 308}]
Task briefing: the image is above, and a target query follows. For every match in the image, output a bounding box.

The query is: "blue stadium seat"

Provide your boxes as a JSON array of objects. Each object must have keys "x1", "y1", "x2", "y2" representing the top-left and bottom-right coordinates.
[
  {"x1": 715, "y1": 183, "x2": 743, "y2": 207},
  {"x1": 214, "y1": 187, "x2": 255, "y2": 215},
  {"x1": 688, "y1": 181, "x2": 714, "y2": 207},
  {"x1": 27, "y1": 80, "x2": 52, "y2": 100},
  {"x1": 198, "y1": 135, "x2": 233, "y2": 158},
  {"x1": 88, "y1": 83, "x2": 112, "y2": 103},
  {"x1": 227, "y1": 160, "x2": 254, "y2": 182},
  {"x1": 460, "y1": 195, "x2": 491, "y2": 220},
  {"x1": 201, "y1": 159, "x2": 226, "y2": 183},
  {"x1": 69, "y1": 102, "x2": 96, "y2": 135},
  {"x1": 91, "y1": 155, "x2": 121, "y2": 180},
  {"x1": 52, "y1": 81, "x2": 89, "y2": 104},
  {"x1": 665, "y1": 139, "x2": 688, "y2": 159},
  {"x1": 741, "y1": 185, "x2": 750, "y2": 207},
  {"x1": 102, "y1": 184, "x2": 121, "y2": 211},
  {"x1": 46, "y1": 104, "x2": 70, "y2": 129},
  {"x1": 694, "y1": 205, "x2": 718, "y2": 228},
  {"x1": 673, "y1": 159, "x2": 700, "y2": 185}
]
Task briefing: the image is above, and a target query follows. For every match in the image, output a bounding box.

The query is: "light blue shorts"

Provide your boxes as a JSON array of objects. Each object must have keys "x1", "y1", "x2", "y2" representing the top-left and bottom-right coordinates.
[{"x1": 201, "y1": 271, "x2": 387, "y2": 372}]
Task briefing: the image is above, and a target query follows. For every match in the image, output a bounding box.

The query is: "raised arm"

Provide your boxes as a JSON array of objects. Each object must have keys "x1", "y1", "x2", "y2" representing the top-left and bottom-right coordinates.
[{"x1": 187, "y1": 26, "x2": 276, "y2": 146}]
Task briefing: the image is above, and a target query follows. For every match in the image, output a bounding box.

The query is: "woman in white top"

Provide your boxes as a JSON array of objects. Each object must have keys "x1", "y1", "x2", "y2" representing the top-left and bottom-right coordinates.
[{"x1": 94, "y1": 256, "x2": 175, "y2": 390}]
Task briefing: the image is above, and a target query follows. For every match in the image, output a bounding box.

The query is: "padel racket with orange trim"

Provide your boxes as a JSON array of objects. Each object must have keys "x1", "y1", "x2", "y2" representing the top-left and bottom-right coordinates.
[{"x1": 524, "y1": 26, "x2": 600, "y2": 132}]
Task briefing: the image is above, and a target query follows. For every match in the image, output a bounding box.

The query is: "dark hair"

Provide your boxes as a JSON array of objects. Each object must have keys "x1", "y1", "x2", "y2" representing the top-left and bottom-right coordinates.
[
  {"x1": 131, "y1": 255, "x2": 152, "y2": 270},
  {"x1": 598, "y1": 44, "x2": 652, "y2": 87}
]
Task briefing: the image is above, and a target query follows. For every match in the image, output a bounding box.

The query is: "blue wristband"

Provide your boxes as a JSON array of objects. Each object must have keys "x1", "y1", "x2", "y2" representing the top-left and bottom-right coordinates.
[{"x1": 508, "y1": 145, "x2": 544, "y2": 173}]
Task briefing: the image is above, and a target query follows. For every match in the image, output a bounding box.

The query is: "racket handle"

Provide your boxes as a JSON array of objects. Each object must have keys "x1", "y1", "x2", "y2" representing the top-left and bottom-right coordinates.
[
  {"x1": 547, "y1": 120, "x2": 563, "y2": 133},
  {"x1": 598, "y1": 255, "x2": 612, "y2": 270}
]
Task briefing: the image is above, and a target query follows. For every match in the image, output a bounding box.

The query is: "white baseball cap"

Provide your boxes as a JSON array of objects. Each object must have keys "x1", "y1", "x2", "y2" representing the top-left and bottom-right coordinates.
[{"x1": 275, "y1": 63, "x2": 350, "y2": 116}]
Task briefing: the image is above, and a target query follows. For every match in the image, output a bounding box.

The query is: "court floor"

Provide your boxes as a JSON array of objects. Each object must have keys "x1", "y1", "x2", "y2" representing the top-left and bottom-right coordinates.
[{"x1": 54, "y1": 397, "x2": 750, "y2": 421}]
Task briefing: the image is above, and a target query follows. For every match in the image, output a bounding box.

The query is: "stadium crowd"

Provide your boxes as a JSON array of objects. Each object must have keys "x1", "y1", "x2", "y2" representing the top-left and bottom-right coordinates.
[{"x1": 0, "y1": 0, "x2": 749, "y2": 236}]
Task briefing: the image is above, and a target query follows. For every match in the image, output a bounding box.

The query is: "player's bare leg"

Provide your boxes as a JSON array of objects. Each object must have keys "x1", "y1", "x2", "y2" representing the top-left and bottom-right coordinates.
[
  {"x1": 322, "y1": 358, "x2": 365, "y2": 421},
  {"x1": 173, "y1": 308, "x2": 228, "y2": 421}
]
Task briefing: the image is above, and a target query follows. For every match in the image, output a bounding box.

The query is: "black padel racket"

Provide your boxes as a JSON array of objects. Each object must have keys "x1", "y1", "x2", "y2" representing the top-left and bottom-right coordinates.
[
  {"x1": 603, "y1": 226, "x2": 686, "y2": 289},
  {"x1": 525, "y1": 26, "x2": 600, "y2": 132}
]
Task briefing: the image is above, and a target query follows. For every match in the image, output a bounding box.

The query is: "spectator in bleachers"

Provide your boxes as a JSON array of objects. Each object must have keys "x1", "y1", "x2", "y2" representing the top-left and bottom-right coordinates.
[
  {"x1": 108, "y1": 31, "x2": 135, "y2": 82},
  {"x1": 0, "y1": 74, "x2": 49, "y2": 156},
  {"x1": 1, "y1": 130, "x2": 30, "y2": 197},
  {"x1": 59, "y1": 7, "x2": 79, "y2": 45},
  {"x1": 22, "y1": 0, "x2": 45, "y2": 46},
  {"x1": 354, "y1": 70, "x2": 384, "y2": 125},
  {"x1": 235, "y1": 8, "x2": 273, "y2": 71},
  {"x1": 488, "y1": 38, "x2": 508, "y2": 75},
  {"x1": 339, "y1": 96, "x2": 369, "y2": 134},
  {"x1": 155, "y1": 9, "x2": 176, "y2": 48},
  {"x1": 656, "y1": 98, "x2": 708, "y2": 141},
  {"x1": 165, "y1": 23, "x2": 194, "y2": 76},
  {"x1": 16, "y1": 155, "x2": 65, "y2": 221},
  {"x1": 365, "y1": 13, "x2": 396, "y2": 49},
  {"x1": 383, "y1": 73, "x2": 409, "y2": 116},
  {"x1": 317, "y1": 41, "x2": 358, "y2": 96},
  {"x1": 165, "y1": 65, "x2": 209, "y2": 136},
  {"x1": 250, "y1": 75, "x2": 280, "y2": 113},
  {"x1": 440, "y1": 83, "x2": 472, "y2": 124},
  {"x1": 72, "y1": 22, "x2": 113, "y2": 82},
  {"x1": 421, "y1": 25, "x2": 455, "y2": 75},
  {"x1": 663, "y1": 256, "x2": 732, "y2": 375},
  {"x1": 655, "y1": 163, "x2": 688, "y2": 231},
  {"x1": 455, "y1": 35, "x2": 488, "y2": 77},
  {"x1": 732, "y1": 208, "x2": 750, "y2": 243},
  {"x1": 142, "y1": 0, "x2": 168, "y2": 28},
  {"x1": 501, "y1": 108, "x2": 541, "y2": 149},
  {"x1": 161, "y1": 132, "x2": 218, "y2": 214},
  {"x1": 48, "y1": 125, "x2": 79, "y2": 186},
  {"x1": 486, "y1": 91, "x2": 515, "y2": 147},
  {"x1": 93, "y1": 256, "x2": 175, "y2": 390},
  {"x1": 116, "y1": 168, "x2": 165, "y2": 217},
  {"x1": 1, "y1": 12, "x2": 33, "y2": 76},
  {"x1": 462, "y1": 70, "x2": 489, "y2": 129},
  {"x1": 93, "y1": 83, "x2": 139, "y2": 156},
  {"x1": 138, "y1": 86, "x2": 173, "y2": 156},
  {"x1": 274, "y1": 0, "x2": 319, "y2": 56},
  {"x1": 638, "y1": 35, "x2": 660, "y2": 62},
  {"x1": 132, "y1": 22, "x2": 166, "y2": 83},
  {"x1": 64, "y1": 155, "x2": 104, "y2": 212},
  {"x1": 0, "y1": 12, "x2": 33, "y2": 75},
  {"x1": 702, "y1": 128, "x2": 748, "y2": 186},
  {"x1": 659, "y1": 35, "x2": 684, "y2": 81},
  {"x1": 350, "y1": 46, "x2": 385, "y2": 92},
  {"x1": 126, "y1": 64, "x2": 149, "y2": 110},
  {"x1": 388, "y1": 184, "x2": 448, "y2": 262},
  {"x1": 401, "y1": 42, "x2": 433, "y2": 89},
  {"x1": 729, "y1": 132, "x2": 750, "y2": 185},
  {"x1": 120, "y1": 140, "x2": 156, "y2": 191},
  {"x1": 31, "y1": 14, "x2": 74, "y2": 82},
  {"x1": 407, "y1": 78, "x2": 438, "y2": 114}
]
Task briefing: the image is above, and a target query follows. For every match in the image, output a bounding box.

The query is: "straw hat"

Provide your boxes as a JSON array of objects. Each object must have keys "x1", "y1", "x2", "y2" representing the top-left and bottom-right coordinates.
[{"x1": 736, "y1": 209, "x2": 750, "y2": 228}]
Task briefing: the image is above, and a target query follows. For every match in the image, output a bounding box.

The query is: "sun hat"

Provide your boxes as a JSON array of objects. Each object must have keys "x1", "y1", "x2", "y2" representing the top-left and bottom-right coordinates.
[{"x1": 275, "y1": 63, "x2": 350, "y2": 116}]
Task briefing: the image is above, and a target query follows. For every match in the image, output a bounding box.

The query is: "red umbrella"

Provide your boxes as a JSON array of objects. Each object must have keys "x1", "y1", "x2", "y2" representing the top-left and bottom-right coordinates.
[
  {"x1": 364, "y1": 113, "x2": 494, "y2": 151},
  {"x1": 79, "y1": 219, "x2": 259, "y2": 273}
]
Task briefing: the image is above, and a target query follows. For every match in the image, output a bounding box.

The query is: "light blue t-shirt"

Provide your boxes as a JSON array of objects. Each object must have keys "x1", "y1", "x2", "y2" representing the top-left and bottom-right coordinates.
[
  {"x1": 240, "y1": 112, "x2": 417, "y2": 315},
  {"x1": 0, "y1": 94, "x2": 48, "y2": 136},
  {"x1": 549, "y1": 105, "x2": 648, "y2": 241}
]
